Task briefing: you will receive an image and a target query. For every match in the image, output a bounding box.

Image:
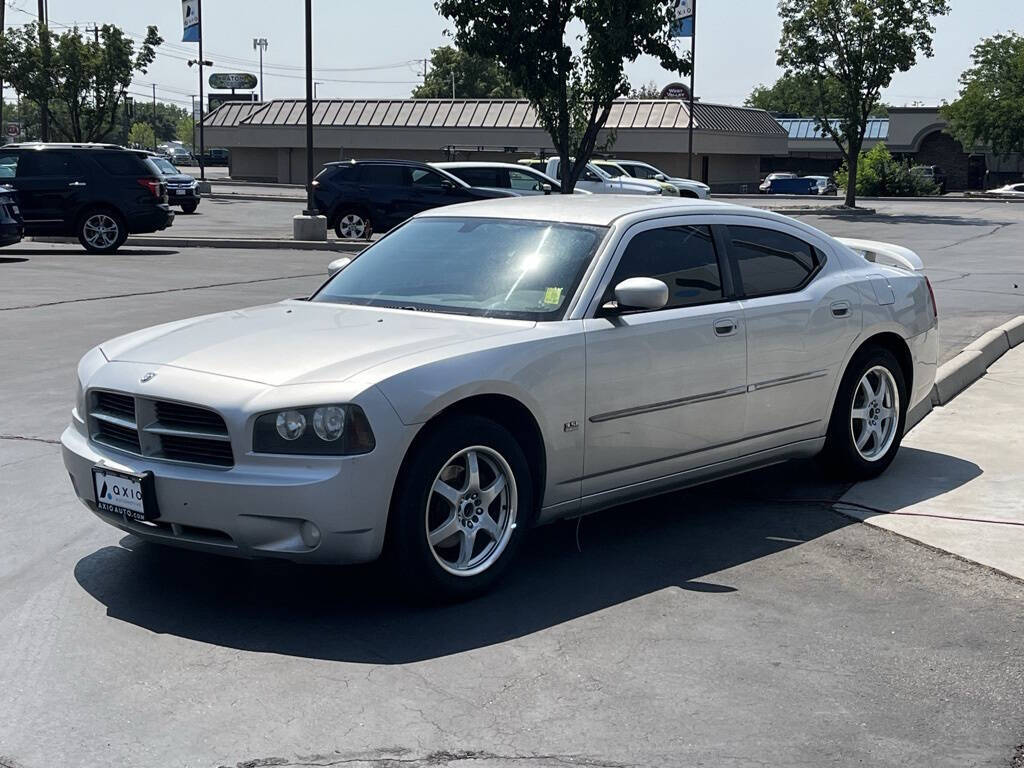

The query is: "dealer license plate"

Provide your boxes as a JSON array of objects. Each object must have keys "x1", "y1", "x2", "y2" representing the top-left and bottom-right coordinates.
[{"x1": 92, "y1": 467, "x2": 156, "y2": 521}]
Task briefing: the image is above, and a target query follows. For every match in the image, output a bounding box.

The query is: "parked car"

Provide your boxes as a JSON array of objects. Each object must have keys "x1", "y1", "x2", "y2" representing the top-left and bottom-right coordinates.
[
  {"x1": 805, "y1": 176, "x2": 838, "y2": 196},
  {"x1": 433, "y1": 161, "x2": 588, "y2": 196},
  {"x1": 141, "y1": 152, "x2": 201, "y2": 214},
  {"x1": 762, "y1": 176, "x2": 822, "y2": 195},
  {"x1": 592, "y1": 160, "x2": 679, "y2": 196},
  {"x1": 312, "y1": 159, "x2": 514, "y2": 240},
  {"x1": 597, "y1": 158, "x2": 711, "y2": 199},
  {"x1": 202, "y1": 148, "x2": 230, "y2": 166},
  {"x1": 63, "y1": 195, "x2": 938, "y2": 599},
  {"x1": 0, "y1": 142, "x2": 173, "y2": 253},
  {"x1": 989, "y1": 182, "x2": 1024, "y2": 198},
  {"x1": 0, "y1": 183, "x2": 23, "y2": 247},
  {"x1": 759, "y1": 172, "x2": 797, "y2": 193},
  {"x1": 910, "y1": 165, "x2": 946, "y2": 194},
  {"x1": 519, "y1": 158, "x2": 664, "y2": 195},
  {"x1": 166, "y1": 147, "x2": 196, "y2": 166}
]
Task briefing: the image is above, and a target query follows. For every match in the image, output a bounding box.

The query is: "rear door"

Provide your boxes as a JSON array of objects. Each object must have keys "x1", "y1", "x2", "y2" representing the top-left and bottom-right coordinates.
[
  {"x1": 356, "y1": 163, "x2": 411, "y2": 230},
  {"x1": 12, "y1": 151, "x2": 88, "y2": 230},
  {"x1": 724, "y1": 222, "x2": 861, "y2": 448},
  {"x1": 407, "y1": 167, "x2": 470, "y2": 211}
]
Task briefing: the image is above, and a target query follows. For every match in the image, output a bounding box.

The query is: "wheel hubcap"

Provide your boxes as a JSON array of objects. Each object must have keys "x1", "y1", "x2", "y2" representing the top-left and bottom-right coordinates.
[
  {"x1": 850, "y1": 365, "x2": 900, "y2": 461},
  {"x1": 83, "y1": 214, "x2": 119, "y2": 249},
  {"x1": 425, "y1": 446, "x2": 517, "y2": 577},
  {"x1": 338, "y1": 214, "x2": 366, "y2": 239}
]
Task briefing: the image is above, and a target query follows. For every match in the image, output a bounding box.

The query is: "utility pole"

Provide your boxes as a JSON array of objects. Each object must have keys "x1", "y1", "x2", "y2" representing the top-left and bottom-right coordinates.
[
  {"x1": 253, "y1": 38, "x2": 268, "y2": 102},
  {"x1": 197, "y1": 0, "x2": 206, "y2": 181},
  {"x1": 190, "y1": 95, "x2": 196, "y2": 151},
  {"x1": 314, "y1": 81, "x2": 323, "y2": 99},
  {"x1": 37, "y1": 0, "x2": 49, "y2": 141},
  {"x1": 686, "y1": 0, "x2": 697, "y2": 181},
  {"x1": 451, "y1": 70, "x2": 455, "y2": 100},
  {"x1": 303, "y1": 0, "x2": 314, "y2": 215},
  {"x1": 151, "y1": 83, "x2": 157, "y2": 150},
  {"x1": 86, "y1": 24, "x2": 99, "y2": 43}
]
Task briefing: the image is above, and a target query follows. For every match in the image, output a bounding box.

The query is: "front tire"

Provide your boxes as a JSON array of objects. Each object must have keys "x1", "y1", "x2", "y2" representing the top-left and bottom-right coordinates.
[
  {"x1": 77, "y1": 209, "x2": 126, "y2": 254},
  {"x1": 181, "y1": 201, "x2": 198, "y2": 214},
  {"x1": 334, "y1": 208, "x2": 372, "y2": 240},
  {"x1": 820, "y1": 346, "x2": 907, "y2": 479},
  {"x1": 388, "y1": 415, "x2": 533, "y2": 601}
]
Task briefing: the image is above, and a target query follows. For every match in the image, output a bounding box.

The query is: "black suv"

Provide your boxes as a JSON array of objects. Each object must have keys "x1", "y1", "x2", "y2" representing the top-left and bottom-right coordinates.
[
  {"x1": 312, "y1": 159, "x2": 512, "y2": 240},
  {"x1": 0, "y1": 143, "x2": 173, "y2": 253},
  {"x1": 140, "y1": 152, "x2": 201, "y2": 214},
  {"x1": 0, "y1": 184, "x2": 23, "y2": 247}
]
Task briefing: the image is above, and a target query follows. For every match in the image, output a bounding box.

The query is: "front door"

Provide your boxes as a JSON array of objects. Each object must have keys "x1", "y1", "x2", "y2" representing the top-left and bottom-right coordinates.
[
  {"x1": 583, "y1": 221, "x2": 747, "y2": 497},
  {"x1": 12, "y1": 150, "x2": 88, "y2": 230}
]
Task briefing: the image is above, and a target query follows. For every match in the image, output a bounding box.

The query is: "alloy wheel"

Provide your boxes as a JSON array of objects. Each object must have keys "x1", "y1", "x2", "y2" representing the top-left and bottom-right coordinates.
[
  {"x1": 850, "y1": 365, "x2": 900, "y2": 461},
  {"x1": 425, "y1": 446, "x2": 518, "y2": 577},
  {"x1": 338, "y1": 213, "x2": 367, "y2": 239},
  {"x1": 83, "y1": 214, "x2": 120, "y2": 250}
]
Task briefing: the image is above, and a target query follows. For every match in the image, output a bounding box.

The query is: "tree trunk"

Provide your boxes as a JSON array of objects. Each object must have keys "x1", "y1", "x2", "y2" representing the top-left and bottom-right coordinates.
[{"x1": 844, "y1": 135, "x2": 863, "y2": 208}]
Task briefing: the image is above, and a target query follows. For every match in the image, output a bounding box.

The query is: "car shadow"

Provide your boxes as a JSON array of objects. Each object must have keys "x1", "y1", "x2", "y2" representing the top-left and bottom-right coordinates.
[
  {"x1": 73, "y1": 457, "x2": 979, "y2": 665},
  {"x1": 0, "y1": 248, "x2": 181, "y2": 257}
]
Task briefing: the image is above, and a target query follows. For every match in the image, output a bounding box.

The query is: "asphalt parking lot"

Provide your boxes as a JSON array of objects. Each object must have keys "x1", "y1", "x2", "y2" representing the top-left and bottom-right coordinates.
[{"x1": 2, "y1": 200, "x2": 1024, "y2": 768}]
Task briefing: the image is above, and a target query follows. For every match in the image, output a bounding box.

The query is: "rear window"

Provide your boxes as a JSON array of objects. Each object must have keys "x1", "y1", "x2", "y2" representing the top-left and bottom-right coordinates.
[
  {"x1": 94, "y1": 153, "x2": 151, "y2": 176},
  {"x1": 448, "y1": 167, "x2": 503, "y2": 188},
  {"x1": 727, "y1": 226, "x2": 823, "y2": 297},
  {"x1": 357, "y1": 164, "x2": 407, "y2": 186},
  {"x1": 17, "y1": 151, "x2": 86, "y2": 177}
]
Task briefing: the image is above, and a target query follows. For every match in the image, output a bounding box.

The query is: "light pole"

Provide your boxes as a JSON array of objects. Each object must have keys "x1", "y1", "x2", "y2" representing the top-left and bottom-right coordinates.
[
  {"x1": 253, "y1": 37, "x2": 268, "y2": 101},
  {"x1": 314, "y1": 81, "x2": 323, "y2": 99},
  {"x1": 37, "y1": 0, "x2": 49, "y2": 140},
  {"x1": 292, "y1": 0, "x2": 325, "y2": 241}
]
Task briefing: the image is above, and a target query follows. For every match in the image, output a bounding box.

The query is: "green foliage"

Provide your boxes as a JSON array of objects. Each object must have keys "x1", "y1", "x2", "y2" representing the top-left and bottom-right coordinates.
[
  {"x1": 175, "y1": 114, "x2": 195, "y2": 148},
  {"x1": 746, "y1": 73, "x2": 889, "y2": 117},
  {"x1": 628, "y1": 80, "x2": 663, "y2": 99},
  {"x1": 834, "y1": 143, "x2": 937, "y2": 197},
  {"x1": 943, "y1": 32, "x2": 1024, "y2": 158},
  {"x1": 435, "y1": 0, "x2": 687, "y2": 193},
  {"x1": 127, "y1": 121, "x2": 155, "y2": 150},
  {"x1": 776, "y1": 0, "x2": 949, "y2": 206},
  {"x1": 412, "y1": 46, "x2": 521, "y2": 99},
  {"x1": 0, "y1": 22, "x2": 162, "y2": 142},
  {"x1": 134, "y1": 100, "x2": 190, "y2": 142}
]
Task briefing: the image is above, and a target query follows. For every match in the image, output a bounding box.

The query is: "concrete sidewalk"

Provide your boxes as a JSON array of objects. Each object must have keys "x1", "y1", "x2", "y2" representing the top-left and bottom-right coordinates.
[{"x1": 840, "y1": 342, "x2": 1024, "y2": 580}]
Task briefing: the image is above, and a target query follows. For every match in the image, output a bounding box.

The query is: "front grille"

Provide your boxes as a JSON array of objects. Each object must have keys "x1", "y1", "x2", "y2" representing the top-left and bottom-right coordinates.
[{"x1": 88, "y1": 390, "x2": 234, "y2": 468}]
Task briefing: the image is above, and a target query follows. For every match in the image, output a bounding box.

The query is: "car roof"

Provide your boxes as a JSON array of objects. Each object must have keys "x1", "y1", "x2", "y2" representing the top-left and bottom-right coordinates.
[
  {"x1": 3, "y1": 142, "x2": 125, "y2": 151},
  {"x1": 324, "y1": 158, "x2": 434, "y2": 169},
  {"x1": 415, "y1": 194, "x2": 762, "y2": 227},
  {"x1": 435, "y1": 161, "x2": 546, "y2": 171}
]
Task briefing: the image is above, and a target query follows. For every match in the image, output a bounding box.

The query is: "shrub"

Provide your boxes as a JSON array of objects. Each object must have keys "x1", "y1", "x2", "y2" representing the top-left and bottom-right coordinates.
[{"x1": 835, "y1": 143, "x2": 938, "y2": 197}]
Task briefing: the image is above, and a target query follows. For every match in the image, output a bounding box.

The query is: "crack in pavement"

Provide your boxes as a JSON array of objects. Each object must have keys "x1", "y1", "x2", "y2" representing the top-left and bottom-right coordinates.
[
  {"x1": 0, "y1": 273, "x2": 322, "y2": 312},
  {"x1": 935, "y1": 221, "x2": 1015, "y2": 251},
  {"x1": 0, "y1": 434, "x2": 61, "y2": 445},
  {"x1": 223, "y1": 751, "x2": 639, "y2": 768}
]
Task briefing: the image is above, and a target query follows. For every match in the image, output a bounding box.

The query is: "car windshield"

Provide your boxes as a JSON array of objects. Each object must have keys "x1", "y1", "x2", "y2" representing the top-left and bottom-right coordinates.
[
  {"x1": 150, "y1": 157, "x2": 179, "y2": 174},
  {"x1": 311, "y1": 217, "x2": 606, "y2": 320}
]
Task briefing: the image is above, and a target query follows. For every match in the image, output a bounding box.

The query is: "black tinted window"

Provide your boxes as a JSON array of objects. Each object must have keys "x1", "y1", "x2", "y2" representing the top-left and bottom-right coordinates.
[
  {"x1": 358, "y1": 164, "x2": 407, "y2": 186},
  {"x1": 95, "y1": 153, "x2": 151, "y2": 175},
  {"x1": 17, "y1": 152, "x2": 84, "y2": 177},
  {"x1": 609, "y1": 225, "x2": 723, "y2": 309},
  {"x1": 410, "y1": 168, "x2": 446, "y2": 188},
  {"x1": 728, "y1": 226, "x2": 821, "y2": 297},
  {"x1": 448, "y1": 167, "x2": 502, "y2": 188},
  {"x1": 0, "y1": 153, "x2": 17, "y2": 179}
]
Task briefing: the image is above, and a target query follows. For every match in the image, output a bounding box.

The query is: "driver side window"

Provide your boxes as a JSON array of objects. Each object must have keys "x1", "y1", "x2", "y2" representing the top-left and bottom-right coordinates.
[
  {"x1": 411, "y1": 168, "x2": 446, "y2": 188},
  {"x1": 606, "y1": 225, "x2": 723, "y2": 311}
]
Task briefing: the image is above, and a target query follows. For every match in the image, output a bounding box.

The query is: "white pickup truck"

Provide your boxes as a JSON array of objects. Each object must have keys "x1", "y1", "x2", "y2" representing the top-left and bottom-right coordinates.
[{"x1": 518, "y1": 158, "x2": 665, "y2": 196}]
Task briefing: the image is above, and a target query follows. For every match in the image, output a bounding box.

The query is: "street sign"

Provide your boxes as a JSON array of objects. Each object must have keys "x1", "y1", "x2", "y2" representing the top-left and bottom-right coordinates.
[
  {"x1": 209, "y1": 73, "x2": 257, "y2": 90},
  {"x1": 4, "y1": 122, "x2": 21, "y2": 138},
  {"x1": 660, "y1": 82, "x2": 691, "y2": 100},
  {"x1": 208, "y1": 93, "x2": 257, "y2": 112},
  {"x1": 181, "y1": 0, "x2": 199, "y2": 43}
]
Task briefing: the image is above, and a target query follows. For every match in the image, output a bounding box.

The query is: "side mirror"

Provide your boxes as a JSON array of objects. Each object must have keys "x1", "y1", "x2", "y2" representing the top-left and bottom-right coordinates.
[
  {"x1": 327, "y1": 256, "x2": 352, "y2": 276},
  {"x1": 613, "y1": 277, "x2": 669, "y2": 311},
  {"x1": 541, "y1": 183, "x2": 553, "y2": 195},
  {"x1": 654, "y1": 173, "x2": 668, "y2": 181},
  {"x1": 441, "y1": 179, "x2": 456, "y2": 191}
]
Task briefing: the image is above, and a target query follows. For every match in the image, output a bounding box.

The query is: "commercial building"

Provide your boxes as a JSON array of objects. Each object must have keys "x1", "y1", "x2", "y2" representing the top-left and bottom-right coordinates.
[
  {"x1": 767, "y1": 107, "x2": 1023, "y2": 191},
  {"x1": 202, "y1": 98, "x2": 788, "y2": 191}
]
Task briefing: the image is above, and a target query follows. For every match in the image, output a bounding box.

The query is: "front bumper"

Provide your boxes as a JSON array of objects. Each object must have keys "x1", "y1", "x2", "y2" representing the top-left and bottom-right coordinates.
[{"x1": 61, "y1": 380, "x2": 414, "y2": 565}]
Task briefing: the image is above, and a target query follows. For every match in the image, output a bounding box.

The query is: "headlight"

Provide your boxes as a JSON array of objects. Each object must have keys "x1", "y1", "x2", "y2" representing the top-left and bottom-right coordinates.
[{"x1": 253, "y1": 404, "x2": 374, "y2": 455}]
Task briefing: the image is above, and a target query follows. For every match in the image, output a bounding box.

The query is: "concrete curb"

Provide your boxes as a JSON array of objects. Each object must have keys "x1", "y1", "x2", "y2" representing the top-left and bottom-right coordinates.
[
  {"x1": 925, "y1": 315, "x2": 1024, "y2": 410},
  {"x1": 207, "y1": 193, "x2": 304, "y2": 203},
  {"x1": 30, "y1": 235, "x2": 365, "y2": 253}
]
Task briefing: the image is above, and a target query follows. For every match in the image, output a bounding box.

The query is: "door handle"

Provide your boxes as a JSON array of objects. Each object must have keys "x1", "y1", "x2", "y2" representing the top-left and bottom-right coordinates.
[
  {"x1": 713, "y1": 318, "x2": 738, "y2": 337},
  {"x1": 830, "y1": 301, "x2": 851, "y2": 318},
  {"x1": 68, "y1": 181, "x2": 87, "y2": 187}
]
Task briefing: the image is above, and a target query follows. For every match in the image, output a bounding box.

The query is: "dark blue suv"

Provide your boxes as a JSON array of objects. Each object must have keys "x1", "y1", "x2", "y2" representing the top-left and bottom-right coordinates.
[{"x1": 312, "y1": 159, "x2": 512, "y2": 240}]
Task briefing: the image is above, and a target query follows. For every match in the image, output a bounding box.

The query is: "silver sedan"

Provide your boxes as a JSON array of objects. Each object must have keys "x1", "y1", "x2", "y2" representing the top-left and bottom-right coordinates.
[{"x1": 62, "y1": 196, "x2": 938, "y2": 599}]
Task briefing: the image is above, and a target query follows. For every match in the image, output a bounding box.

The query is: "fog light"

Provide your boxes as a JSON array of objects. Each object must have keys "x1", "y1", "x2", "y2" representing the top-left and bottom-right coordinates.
[
  {"x1": 300, "y1": 520, "x2": 321, "y2": 548},
  {"x1": 313, "y1": 406, "x2": 345, "y2": 441},
  {"x1": 275, "y1": 410, "x2": 306, "y2": 440}
]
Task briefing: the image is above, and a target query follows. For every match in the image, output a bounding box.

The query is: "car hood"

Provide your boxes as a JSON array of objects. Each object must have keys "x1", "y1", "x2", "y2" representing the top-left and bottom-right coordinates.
[
  {"x1": 100, "y1": 300, "x2": 533, "y2": 387},
  {"x1": 668, "y1": 177, "x2": 710, "y2": 190},
  {"x1": 162, "y1": 173, "x2": 195, "y2": 183},
  {"x1": 610, "y1": 177, "x2": 663, "y2": 193}
]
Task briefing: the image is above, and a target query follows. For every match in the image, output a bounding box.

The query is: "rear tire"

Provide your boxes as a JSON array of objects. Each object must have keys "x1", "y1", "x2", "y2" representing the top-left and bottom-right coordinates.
[
  {"x1": 387, "y1": 415, "x2": 533, "y2": 602},
  {"x1": 77, "y1": 208, "x2": 127, "y2": 254},
  {"x1": 820, "y1": 346, "x2": 907, "y2": 480},
  {"x1": 334, "y1": 208, "x2": 372, "y2": 240}
]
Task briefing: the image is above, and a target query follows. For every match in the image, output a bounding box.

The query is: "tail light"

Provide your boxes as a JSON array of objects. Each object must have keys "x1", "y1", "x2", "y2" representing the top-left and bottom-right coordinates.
[
  {"x1": 136, "y1": 178, "x2": 161, "y2": 198},
  {"x1": 925, "y1": 276, "x2": 938, "y2": 319}
]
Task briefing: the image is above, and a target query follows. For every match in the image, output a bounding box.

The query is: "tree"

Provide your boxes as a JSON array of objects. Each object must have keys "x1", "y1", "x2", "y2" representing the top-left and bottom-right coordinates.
[
  {"x1": 175, "y1": 113, "x2": 195, "y2": 149},
  {"x1": 629, "y1": 80, "x2": 663, "y2": 99},
  {"x1": 943, "y1": 32, "x2": 1024, "y2": 159},
  {"x1": 835, "y1": 143, "x2": 937, "y2": 197},
  {"x1": 776, "y1": 0, "x2": 949, "y2": 207},
  {"x1": 128, "y1": 121, "x2": 155, "y2": 150},
  {"x1": 746, "y1": 73, "x2": 889, "y2": 117},
  {"x1": 0, "y1": 22, "x2": 161, "y2": 142},
  {"x1": 135, "y1": 101, "x2": 190, "y2": 143},
  {"x1": 436, "y1": 0, "x2": 687, "y2": 193},
  {"x1": 412, "y1": 45, "x2": 521, "y2": 99}
]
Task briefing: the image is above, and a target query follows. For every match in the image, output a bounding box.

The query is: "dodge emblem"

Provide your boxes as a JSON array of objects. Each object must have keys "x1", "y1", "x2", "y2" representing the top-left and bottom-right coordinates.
[{"x1": 140, "y1": 372, "x2": 157, "y2": 383}]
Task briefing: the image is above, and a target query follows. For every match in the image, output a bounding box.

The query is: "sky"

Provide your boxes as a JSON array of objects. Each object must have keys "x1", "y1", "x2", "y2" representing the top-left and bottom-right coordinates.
[{"x1": 1, "y1": 0, "x2": 1020, "y2": 111}]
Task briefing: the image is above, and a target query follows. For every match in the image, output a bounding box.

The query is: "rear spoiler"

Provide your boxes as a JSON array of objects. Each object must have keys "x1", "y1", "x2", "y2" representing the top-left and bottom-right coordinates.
[{"x1": 836, "y1": 237, "x2": 924, "y2": 272}]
